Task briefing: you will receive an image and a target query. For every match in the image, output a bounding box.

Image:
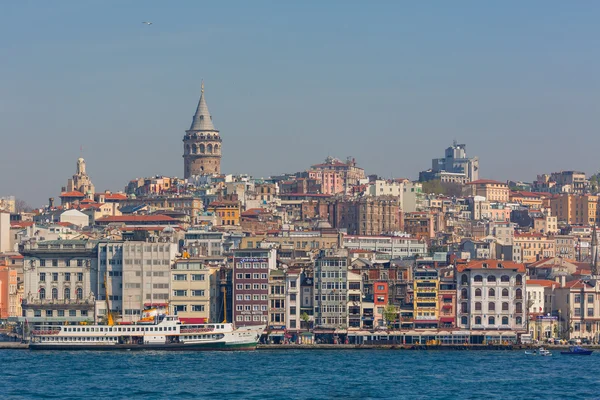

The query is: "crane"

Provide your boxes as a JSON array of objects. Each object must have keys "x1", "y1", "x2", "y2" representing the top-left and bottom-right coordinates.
[{"x1": 104, "y1": 272, "x2": 115, "y2": 326}]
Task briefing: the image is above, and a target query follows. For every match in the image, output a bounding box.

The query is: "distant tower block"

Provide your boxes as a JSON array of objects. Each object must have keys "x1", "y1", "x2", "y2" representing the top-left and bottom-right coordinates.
[{"x1": 183, "y1": 82, "x2": 222, "y2": 178}]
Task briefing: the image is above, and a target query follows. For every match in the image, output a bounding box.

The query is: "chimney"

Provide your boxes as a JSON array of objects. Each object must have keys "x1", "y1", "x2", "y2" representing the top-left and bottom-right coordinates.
[{"x1": 48, "y1": 198, "x2": 54, "y2": 208}]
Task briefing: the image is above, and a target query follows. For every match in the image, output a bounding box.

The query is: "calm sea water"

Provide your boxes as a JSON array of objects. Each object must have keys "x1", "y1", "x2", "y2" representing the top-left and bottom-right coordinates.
[{"x1": 1, "y1": 349, "x2": 598, "y2": 399}]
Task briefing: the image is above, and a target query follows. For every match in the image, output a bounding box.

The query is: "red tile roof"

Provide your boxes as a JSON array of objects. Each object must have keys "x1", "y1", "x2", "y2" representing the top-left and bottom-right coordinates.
[
  {"x1": 60, "y1": 191, "x2": 85, "y2": 198},
  {"x1": 96, "y1": 215, "x2": 175, "y2": 223},
  {"x1": 10, "y1": 221, "x2": 34, "y2": 228},
  {"x1": 526, "y1": 279, "x2": 559, "y2": 288},
  {"x1": 104, "y1": 193, "x2": 128, "y2": 201},
  {"x1": 456, "y1": 260, "x2": 526, "y2": 273}
]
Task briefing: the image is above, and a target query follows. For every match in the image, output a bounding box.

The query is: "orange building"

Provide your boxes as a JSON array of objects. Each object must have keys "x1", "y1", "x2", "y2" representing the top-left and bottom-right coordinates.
[
  {"x1": 0, "y1": 265, "x2": 18, "y2": 319},
  {"x1": 207, "y1": 200, "x2": 241, "y2": 226},
  {"x1": 549, "y1": 194, "x2": 598, "y2": 225}
]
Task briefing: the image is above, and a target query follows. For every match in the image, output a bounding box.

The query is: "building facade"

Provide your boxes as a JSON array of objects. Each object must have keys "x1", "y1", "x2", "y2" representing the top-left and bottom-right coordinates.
[
  {"x1": 232, "y1": 248, "x2": 277, "y2": 326},
  {"x1": 457, "y1": 260, "x2": 526, "y2": 332},
  {"x1": 314, "y1": 249, "x2": 349, "y2": 329},
  {"x1": 170, "y1": 259, "x2": 211, "y2": 323}
]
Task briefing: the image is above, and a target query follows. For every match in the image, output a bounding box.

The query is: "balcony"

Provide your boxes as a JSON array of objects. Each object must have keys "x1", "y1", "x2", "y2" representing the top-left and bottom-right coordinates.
[{"x1": 22, "y1": 298, "x2": 95, "y2": 310}]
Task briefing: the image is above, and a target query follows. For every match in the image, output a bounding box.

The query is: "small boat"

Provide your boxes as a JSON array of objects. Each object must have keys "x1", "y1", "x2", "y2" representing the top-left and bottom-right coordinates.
[
  {"x1": 560, "y1": 346, "x2": 594, "y2": 356},
  {"x1": 525, "y1": 347, "x2": 552, "y2": 356}
]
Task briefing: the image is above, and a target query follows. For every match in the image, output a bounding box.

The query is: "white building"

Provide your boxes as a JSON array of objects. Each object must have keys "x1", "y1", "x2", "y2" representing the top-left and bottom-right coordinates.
[
  {"x1": 314, "y1": 249, "x2": 349, "y2": 329},
  {"x1": 368, "y1": 180, "x2": 403, "y2": 197},
  {"x1": 457, "y1": 260, "x2": 526, "y2": 332},
  {"x1": 96, "y1": 241, "x2": 178, "y2": 322},
  {"x1": 343, "y1": 235, "x2": 427, "y2": 260},
  {"x1": 0, "y1": 212, "x2": 10, "y2": 253},
  {"x1": 21, "y1": 240, "x2": 98, "y2": 326},
  {"x1": 60, "y1": 209, "x2": 89, "y2": 228},
  {"x1": 285, "y1": 268, "x2": 302, "y2": 333},
  {"x1": 401, "y1": 181, "x2": 424, "y2": 212}
]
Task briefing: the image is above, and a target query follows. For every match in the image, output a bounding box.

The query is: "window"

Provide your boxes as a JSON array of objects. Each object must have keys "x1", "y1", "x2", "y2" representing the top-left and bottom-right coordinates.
[
  {"x1": 502, "y1": 316, "x2": 509, "y2": 325},
  {"x1": 34, "y1": 310, "x2": 41, "y2": 317},
  {"x1": 475, "y1": 316, "x2": 482, "y2": 325},
  {"x1": 290, "y1": 306, "x2": 297, "y2": 315},
  {"x1": 502, "y1": 302, "x2": 509, "y2": 311},
  {"x1": 488, "y1": 288, "x2": 495, "y2": 297},
  {"x1": 64, "y1": 288, "x2": 70, "y2": 300},
  {"x1": 173, "y1": 290, "x2": 188, "y2": 297},
  {"x1": 77, "y1": 259, "x2": 83, "y2": 267},
  {"x1": 39, "y1": 287, "x2": 46, "y2": 299},
  {"x1": 460, "y1": 316, "x2": 467, "y2": 325},
  {"x1": 516, "y1": 288, "x2": 523, "y2": 300},
  {"x1": 191, "y1": 290, "x2": 205, "y2": 297},
  {"x1": 574, "y1": 308, "x2": 581, "y2": 317},
  {"x1": 461, "y1": 302, "x2": 468, "y2": 313},
  {"x1": 57, "y1": 310, "x2": 65, "y2": 317},
  {"x1": 502, "y1": 288, "x2": 509, "y2": 297},
  {"x1": 515, "y1": 275, "x2": 523, "y2": 285},
  {"x1": 40, "y1": 260, "x2": 46, "y2": 267},
  {"x1": 65, "y1": 273, "x2": 71, "y2": 282},
  {"x1": 192, "y1": 305, "x2": 204, "y2": 312},
  {"x1": 488, "y1": 302, "x2": 495, "y2": 312},
  {"x1": 52, "y1": 260, "x2": 58, "y2": 267},
  {"x1": 487, "y1": 275, "x2": 496, "y2": 283},
  {"x1": 515, "y1": 302, "x2": 523, "y2": 313},
  {"x1": 173, "y1": 274, "x2": 187, "y2": 281},
  {"x1": 475, "y1": 288, "x2": 481, "y2": 297},
  {"x1": 52, "y1": 273, "x2": 58, "y2": 282},
  {"x1": 587, "y1": 308, "x2": 594, "y2": 317},
  {"x1": 588, "y1": 294, "x2": 594, "y2": 304},
  {"x1": 77, "y1": 273, "x2": 83, "y2": 282},
  {"x1": 39, "y1": 273, "x2": 46, "y2": 282},
  {"x1": 52, "y1": 288, "x2": 58, "y2": 300},
  {"x1": 76, "y1": 287, "x2": 83, "y2": 300},
  {"x1": 174, "y1": 305, "x2": 187, "y2": 313},
  {"x1": 475, "y1": 302, "x2": 481, "y2": 311},
  {"x1": 461, "y1": 288, "x2": 468, "y2": 299},
  {"x1": 192, "y1": 274, "x2": 205, "y2": 281},
  {"x1": 46, "y1": 310, "x2": 53, "y2": 317},
  {"x1": 69, "y1": 310, "x2": 76, "y2": 317},
  {"x1": 474, "y1": 275, "x2": 483, "y2": 283},
  {"x1": 488, "y1": 316, "x2": 495, "y2": 325}
]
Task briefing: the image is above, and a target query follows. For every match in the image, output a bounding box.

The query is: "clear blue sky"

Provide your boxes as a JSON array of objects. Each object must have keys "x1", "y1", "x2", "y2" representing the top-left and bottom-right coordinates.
[{"x1": 2, "y1": 1, "x2": 600, "y2": 205}]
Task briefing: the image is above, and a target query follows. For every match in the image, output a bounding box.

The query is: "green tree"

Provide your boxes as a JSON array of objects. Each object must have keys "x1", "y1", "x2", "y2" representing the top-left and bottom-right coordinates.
[
  {"x1": 300, "y1": 312, "x2": 311, "y2": 330},
  {"x1": 382, "y1": 304, "x2": 397, "y2": 329}
]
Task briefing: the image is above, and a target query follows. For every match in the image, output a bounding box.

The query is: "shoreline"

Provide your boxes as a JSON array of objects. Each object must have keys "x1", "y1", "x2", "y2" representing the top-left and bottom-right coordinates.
[{"x1": 2, "y1": 341, "x2": 597, "y2": 351}]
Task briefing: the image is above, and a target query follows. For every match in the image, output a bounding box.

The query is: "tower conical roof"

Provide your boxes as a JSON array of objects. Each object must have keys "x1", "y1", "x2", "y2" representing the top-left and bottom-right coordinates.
[{"x1": 189, "y1": 82, "x2": 216, "y2": 131}]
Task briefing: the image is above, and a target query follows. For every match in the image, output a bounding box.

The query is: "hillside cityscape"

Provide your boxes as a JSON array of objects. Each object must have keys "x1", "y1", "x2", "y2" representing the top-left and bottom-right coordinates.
[{"x1": 2, "y1": 82, "x2": 600, "y2": 346}]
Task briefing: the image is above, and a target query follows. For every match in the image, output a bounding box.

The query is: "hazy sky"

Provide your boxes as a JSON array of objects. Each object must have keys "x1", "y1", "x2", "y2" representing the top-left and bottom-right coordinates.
[{"x1": 2, "y1": 1, "x2": 600, "y2": 206}]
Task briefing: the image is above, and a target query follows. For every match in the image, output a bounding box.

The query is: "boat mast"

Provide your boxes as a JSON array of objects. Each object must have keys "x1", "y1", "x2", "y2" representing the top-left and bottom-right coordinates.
[
  {"x1": 222, "y1": 286, "x2": 227, "y2": 323},
  {"x1": 104, "y1": 272, "x2": 114, "y2": 326}
]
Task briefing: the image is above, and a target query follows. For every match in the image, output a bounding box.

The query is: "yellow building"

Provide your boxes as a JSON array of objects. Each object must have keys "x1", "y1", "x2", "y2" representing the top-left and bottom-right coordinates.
[
  {"x1": 207, "y1": 200, "x2": 241, "y2": 226},
  {"x1": 514, "y1": 233, "x2": 556, "y2": 262},
  {"x1": 466, "y1": 179, "x2": 510, "y2": 202},
  {"x1": 170, "y1": 259, "x2": 212, "y2": 323},
  {"x1": 549, "y1": 194, "x2": 598, "y2": 225},
  {"x1": 533, "y1": 215, "x2": 558, "y2": 234},
  {"x1": 413, "y1": 267, "x2": 439, "y2": 329},
  {"x1": 509, "y1": 191, "x2": 545, "y2": 210}
]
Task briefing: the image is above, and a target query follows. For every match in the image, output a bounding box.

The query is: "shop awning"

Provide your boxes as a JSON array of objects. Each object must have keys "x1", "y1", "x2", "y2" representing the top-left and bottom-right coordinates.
[
  {"x1": 439, "y1": 317, "x2": 455, "y2": 323},
  {"x1": 442, "y1": 304, "x2": 452, "y2": 309},
  {"x1": 442, "y1": 294, "x2": 453, "y2": 299}
]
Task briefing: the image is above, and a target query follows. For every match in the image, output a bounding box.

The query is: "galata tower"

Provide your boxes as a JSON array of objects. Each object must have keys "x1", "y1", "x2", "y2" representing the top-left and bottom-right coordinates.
[{"x1": 183, "y1": 82, "x2": 222, "y2": 178}]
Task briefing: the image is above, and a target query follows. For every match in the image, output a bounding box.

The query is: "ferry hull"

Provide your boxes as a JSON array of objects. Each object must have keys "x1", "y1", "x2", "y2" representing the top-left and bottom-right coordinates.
[{"x1": 29, "y1": 341, "x2": 257, "y2": 351}]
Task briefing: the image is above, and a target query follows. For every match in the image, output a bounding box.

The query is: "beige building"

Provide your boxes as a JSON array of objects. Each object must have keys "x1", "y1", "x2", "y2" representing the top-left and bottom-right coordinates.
[
  {"x1": 170, "y1": 259, "x2": 212, "y2": 323},
  {"x1": 533, "y1": 215, "x2": 558, "y2": 234},
  {"x1": 514, "y1": 233, "x2": 556, "y2": 263},
  {"x1": 549, "y1": 194, "x2": 598, "y2": 225},
  {"x1": 466, "y1": 180, "x2": 510, "y2": 203},
  {"x1": 554, "y1": 279, "x2": 600, "y2": 342}
]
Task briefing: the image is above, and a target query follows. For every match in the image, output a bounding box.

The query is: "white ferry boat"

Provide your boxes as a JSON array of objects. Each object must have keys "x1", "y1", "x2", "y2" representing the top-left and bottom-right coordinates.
[{"x1": 29, "y1": 315, "x2": 264, "y2": 351}]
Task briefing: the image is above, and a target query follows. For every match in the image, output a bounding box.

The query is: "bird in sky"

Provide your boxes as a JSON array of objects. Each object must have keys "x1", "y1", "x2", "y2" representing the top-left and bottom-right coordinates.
[{"x1": 142, "y1": 21, "x2": 153, "y2": 25}]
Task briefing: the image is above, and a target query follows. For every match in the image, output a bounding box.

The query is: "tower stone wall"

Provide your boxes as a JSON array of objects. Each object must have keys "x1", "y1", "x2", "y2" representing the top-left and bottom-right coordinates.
[{"x1": 183, "y1": 83, "x2": 222, "y2": 178}]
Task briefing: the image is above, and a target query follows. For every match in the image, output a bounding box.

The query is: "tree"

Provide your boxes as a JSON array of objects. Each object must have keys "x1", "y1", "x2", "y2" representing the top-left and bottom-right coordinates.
[
  {"x1": 382, "y1": 304, "x2": 397, "y2": 329},
  {"x1": 421, "y1": 180, "x2": 444, "y2": 195},
  {"x1": 421, "y1": 180, "x2": 464, "y2": 197},
  {"x1": 300, "y1": 312, "x2": 311, "y2": 330},
  {"x1": 15, "y1": 198, "x2": 32, "y2": 213}
]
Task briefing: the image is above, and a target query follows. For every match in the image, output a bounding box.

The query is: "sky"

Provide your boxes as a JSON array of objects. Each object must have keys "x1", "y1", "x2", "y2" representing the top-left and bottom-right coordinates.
[{"x1": 2, "y1": 1, "x2": 600, "y2": 206}]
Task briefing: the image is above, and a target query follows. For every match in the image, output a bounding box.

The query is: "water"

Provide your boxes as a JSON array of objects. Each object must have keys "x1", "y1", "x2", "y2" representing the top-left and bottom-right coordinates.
[{"x1": 1, "y1": 349, "x2": 598, "y2": 399}]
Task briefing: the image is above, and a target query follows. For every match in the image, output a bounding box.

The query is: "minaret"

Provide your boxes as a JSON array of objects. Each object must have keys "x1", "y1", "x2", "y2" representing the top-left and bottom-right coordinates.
[{"x1": 183, "y1": 82, "x2": 222, "y2": 178}]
